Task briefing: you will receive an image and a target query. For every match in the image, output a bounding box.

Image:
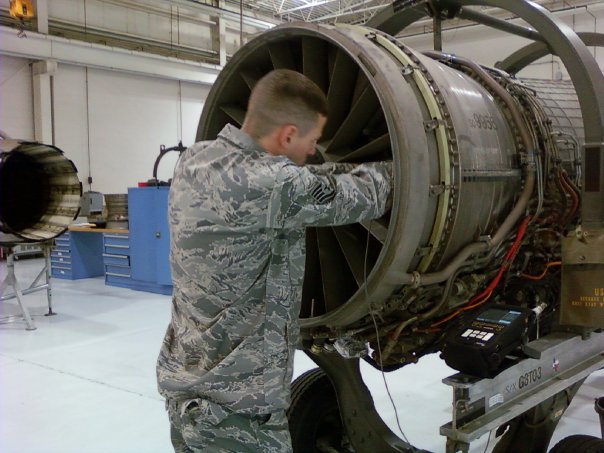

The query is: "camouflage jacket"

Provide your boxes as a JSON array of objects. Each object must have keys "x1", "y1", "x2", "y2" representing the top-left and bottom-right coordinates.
[{"x1": 157, "y1": 124, "x2": 392, "y2": 415}]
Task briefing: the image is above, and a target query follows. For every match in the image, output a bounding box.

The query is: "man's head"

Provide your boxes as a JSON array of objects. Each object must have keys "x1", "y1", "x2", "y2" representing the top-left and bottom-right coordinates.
[{"x1": 241, "y1": 69, "x2": 328, "y2": 165}]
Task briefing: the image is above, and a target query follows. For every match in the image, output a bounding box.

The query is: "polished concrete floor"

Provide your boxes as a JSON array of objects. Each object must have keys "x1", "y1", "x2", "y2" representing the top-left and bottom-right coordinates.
[{"x1": 1, "y1": 257, "x2": 603, "y2": 453}]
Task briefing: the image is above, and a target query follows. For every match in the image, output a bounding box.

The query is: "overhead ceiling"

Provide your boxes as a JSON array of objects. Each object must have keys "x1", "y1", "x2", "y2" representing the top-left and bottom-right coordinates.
[
  {"x1": 216, "y1": 0, "x2": 604, "y2": 28},
  {"x1": 244, "y1": 0, "x2": 394, "y2": 24},
  {"x1": 2, "y1": 0, "x2": 602, "y2": 67}
]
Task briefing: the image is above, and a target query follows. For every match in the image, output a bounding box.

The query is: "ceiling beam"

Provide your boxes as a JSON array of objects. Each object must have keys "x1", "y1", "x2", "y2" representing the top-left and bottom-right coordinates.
[
  {"x1": 310, "y1": 1, "x2": 385, "y2": 22},
  {"x1": 279, "y1": 0, "x2": 337, "y2": 15}
]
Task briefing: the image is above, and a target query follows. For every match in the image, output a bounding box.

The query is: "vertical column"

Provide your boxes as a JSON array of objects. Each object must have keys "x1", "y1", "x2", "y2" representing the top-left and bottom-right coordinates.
[
  {"x1": 31, "y1": 60, "x2": 57, "y2": 144},
  {"x1": 219, "y1": 12, "x2": 227, "y2": 67},
  {"x1": 33, "y1": 0, "x2": 49, "y2": 34},
  {"x1": 211, "y1": 1, "x2": 227, "y2": 67}
]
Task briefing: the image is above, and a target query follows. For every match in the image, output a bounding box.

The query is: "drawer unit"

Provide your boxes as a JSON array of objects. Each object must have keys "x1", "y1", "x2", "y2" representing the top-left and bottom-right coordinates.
[
  {"x1": 54, "y1": 236, "x2": 70, "y2": 246},
  {"x1": 50, "y1": 254, "x2": 71, "y2": 265},
  {"x1": 102, "y1": 253, "x2": 130, "y2": 267},
  {"x1": 103, "y1": 232, "x2": 132, "y2": 289},
  {"x1": 105, "y1": 265, "x2": 131, "y2": 277},
  {"x1": 52, "y1": 267, "x2": 73, "y2": 279},
  {"x1": 52, "y1": 245, "x2": 70, "y2": 255},
  {"x1": 104, "y1": 234, "x2": 130, "y2": 247},
  {"x1": 50, "y1": 231, "x2": 104, "y2": 280},
  {"x1": 104, "y1": 245, "x2": 130, "y2": 256},
  {"x1": 51, "y1": 250, "x2": 71, "y2": 262},
  {"x1": 103, "y1": 234, "x2": 130, "y2": 256},
  {"x1": 50, "y1": 231, "x2": 73, "y2": 279},
  {"x1": 105, "y1": 273, "x2": 132, "y2": 288}
]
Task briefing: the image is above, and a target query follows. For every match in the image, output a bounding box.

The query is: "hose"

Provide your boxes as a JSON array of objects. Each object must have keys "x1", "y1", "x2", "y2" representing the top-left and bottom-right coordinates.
[{"x1": 407, "y1": 51, "x2": 537, "y2": 287}]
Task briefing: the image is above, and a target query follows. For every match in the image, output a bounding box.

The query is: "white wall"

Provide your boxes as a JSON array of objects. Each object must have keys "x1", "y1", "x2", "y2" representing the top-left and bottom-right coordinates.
[
  {"x1": 0, "y1": 55, "x2": 34, "y2": 140},
  {"x1": 0, "y1": 56, "x2": 209, "y2": 195},
  {"x1": 45, "y1": 0, "x2": 271, "y2": 59},
  {"x1": 48, "y1": 0, "x2": 215, "y2": 53},
  {"x1": 88, "y1": 69, "x2": 179, "y2": 194},
  {"x1": 51, "y1": 64, "x2": 209, "y2": 194},
  {"x1": 53, "y1": 63, "x2": 89, "y2": 188},
  {"x1": 88, "y1": 68, "x2": 208, "y2": 193}
]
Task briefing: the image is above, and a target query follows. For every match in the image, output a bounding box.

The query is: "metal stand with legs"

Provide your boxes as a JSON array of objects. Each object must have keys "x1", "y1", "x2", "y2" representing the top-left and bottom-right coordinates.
[
  {"x1": 41, "y1": 244, "x2": 55, "y2": 316},
  {"x1": 0, "y1": 243, "x2": 54, "y2": 330}
]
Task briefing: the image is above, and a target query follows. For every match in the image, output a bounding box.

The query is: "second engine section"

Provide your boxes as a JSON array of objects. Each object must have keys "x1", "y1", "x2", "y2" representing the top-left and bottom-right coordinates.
[{"x1": 0, "y1": 138, "x2": 82, "y2": 246}]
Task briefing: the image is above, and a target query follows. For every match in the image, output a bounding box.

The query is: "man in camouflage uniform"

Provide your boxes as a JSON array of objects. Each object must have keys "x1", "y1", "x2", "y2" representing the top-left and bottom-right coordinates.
[{"x1": 157, "y1": 69, "x2": 393, "y2": 452}]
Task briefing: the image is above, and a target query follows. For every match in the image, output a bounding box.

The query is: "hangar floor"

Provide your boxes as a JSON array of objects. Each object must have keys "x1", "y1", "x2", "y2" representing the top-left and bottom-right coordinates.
[{"x1": 1, "y1": 257, "x2": 603, "y2": 453}]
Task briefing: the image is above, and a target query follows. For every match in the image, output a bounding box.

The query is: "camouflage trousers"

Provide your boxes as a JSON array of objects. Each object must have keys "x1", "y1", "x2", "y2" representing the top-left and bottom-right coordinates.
[{"x1": 167, "y1": 398, "x2": 293, "y2": 453}]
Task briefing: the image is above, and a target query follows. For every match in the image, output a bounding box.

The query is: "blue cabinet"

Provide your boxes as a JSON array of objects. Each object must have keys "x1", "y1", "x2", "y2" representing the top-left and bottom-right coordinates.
[
  {"x1": 128, "y1": 187, "x2": 173, "y2": 295},
  {"x1": 103, "y1": 232, "x2": 131, "y2": 289},
  {"x1": 50, "y1": 231, "x2": 104, "y2": 280}
]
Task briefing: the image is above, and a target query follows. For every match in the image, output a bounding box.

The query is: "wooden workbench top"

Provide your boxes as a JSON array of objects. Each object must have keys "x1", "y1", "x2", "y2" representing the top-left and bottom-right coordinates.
[{"x1": 68, "y1": 226, "x2": 129, "y2": 234}]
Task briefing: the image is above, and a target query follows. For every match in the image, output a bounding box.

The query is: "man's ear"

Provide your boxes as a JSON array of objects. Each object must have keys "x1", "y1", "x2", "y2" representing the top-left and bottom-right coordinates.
[{"x1": 277, "y1": 124, "x2": 297, "y2": 150}]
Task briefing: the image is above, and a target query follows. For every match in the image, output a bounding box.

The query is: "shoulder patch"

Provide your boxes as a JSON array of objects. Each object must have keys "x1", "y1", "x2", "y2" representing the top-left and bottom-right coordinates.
[{"x1": 309, "y1": 176, "x2": 336, "y2": 204}]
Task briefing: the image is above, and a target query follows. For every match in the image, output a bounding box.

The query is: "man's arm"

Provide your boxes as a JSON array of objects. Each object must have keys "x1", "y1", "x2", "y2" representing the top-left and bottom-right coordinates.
[
  {"x1": 304, "y1": 162, "x2": 357, "y2": 175},
  {"x1": 267, "y1": 161, "x2": 393, "y2": 228}
]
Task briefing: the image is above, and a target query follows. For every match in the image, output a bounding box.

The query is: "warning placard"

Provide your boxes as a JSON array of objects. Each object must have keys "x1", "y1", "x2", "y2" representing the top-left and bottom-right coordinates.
[{"x1": 561, "y1": 266, "x2": 604, "y2": 327}]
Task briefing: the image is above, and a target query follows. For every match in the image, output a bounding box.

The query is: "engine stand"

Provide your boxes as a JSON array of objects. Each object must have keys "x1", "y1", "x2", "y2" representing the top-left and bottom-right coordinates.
[
  {"x1": 0, "y1": 243, "x2": 54, "y2": 330},
  {"x1": 441, "y1": 331, "x2": 604, "y2": 452}
]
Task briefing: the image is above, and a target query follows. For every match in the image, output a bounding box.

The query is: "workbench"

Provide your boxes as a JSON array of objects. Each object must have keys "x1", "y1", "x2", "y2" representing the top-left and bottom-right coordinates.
[{"x1": 50, "y1": 186, "x2": 173, "y2": 295}]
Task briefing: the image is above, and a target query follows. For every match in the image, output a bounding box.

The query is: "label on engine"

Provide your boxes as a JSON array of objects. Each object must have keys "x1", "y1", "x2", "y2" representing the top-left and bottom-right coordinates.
[{"x1": 561, "y1": 267, "x2": 604, "y2": 327}]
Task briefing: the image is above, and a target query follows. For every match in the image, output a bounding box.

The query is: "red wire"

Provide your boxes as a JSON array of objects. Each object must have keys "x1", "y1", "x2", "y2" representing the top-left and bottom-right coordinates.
[
  {"x1": 430, "y1": 216, "x2": 531, "y2": 328},
  {"x1": 520, "y1": 261, "x2": 562, "y2": 280}
]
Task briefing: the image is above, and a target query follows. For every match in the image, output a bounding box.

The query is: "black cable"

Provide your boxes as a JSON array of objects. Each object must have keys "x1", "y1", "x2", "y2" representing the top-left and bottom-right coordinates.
[
  {"x1": 483, "y1": 429, "x2": 493, "y2": 453},
  {"x1": 364, "y1": 221, "x2": 411, "y2": 445}
]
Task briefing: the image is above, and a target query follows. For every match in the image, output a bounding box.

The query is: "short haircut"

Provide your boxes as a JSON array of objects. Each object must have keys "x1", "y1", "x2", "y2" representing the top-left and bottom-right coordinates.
[{"x1": 245, "y1": 69, "x2": 328, "y2": 137}]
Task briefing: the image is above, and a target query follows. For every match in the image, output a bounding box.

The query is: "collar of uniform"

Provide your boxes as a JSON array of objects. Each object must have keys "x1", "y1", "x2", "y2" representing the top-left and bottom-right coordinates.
[{"x1": 218, "y1": 123, "x2": 265, "y2": 157}]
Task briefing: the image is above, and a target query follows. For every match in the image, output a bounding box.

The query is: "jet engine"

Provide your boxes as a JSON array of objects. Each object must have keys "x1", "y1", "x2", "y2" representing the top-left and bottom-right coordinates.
[
  {"x1": 0, "y1": 134, "x2": 81, "y2": 246},
  {"x1": 197, "y1": 1, "x2": 604, "y2": 451},
  {"x1": 197, "y1": 19, "x2": 584, "y2": 363}
]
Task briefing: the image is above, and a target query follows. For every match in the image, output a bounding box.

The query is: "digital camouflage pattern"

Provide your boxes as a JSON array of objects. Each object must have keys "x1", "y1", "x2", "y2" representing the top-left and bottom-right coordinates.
[
  {"x1": 157, "y1": 123, "x2": 392, "y2": 450},
  {"x1": 167, "y1": 398, "x2": 290, "y2": 452}
]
